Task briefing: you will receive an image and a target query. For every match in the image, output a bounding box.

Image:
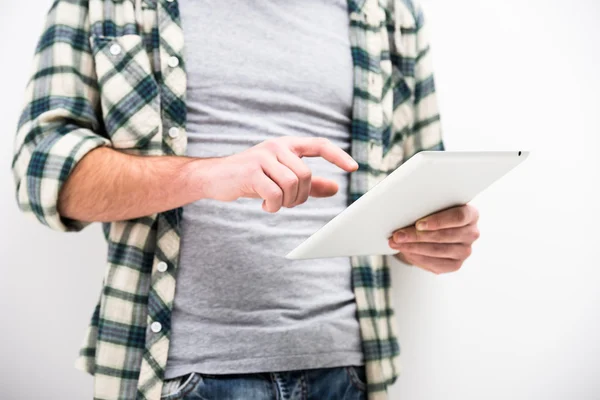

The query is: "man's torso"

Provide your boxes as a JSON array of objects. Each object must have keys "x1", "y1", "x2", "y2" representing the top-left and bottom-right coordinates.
[{"x1": 166, "y1": 0, "x2": 363, "y2": 378}]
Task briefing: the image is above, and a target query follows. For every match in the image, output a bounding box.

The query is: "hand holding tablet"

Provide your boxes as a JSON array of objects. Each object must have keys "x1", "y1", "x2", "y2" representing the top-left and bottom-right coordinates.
[
  {"x1": 388, "y1": 203, "x2": 482, "y2": 274},
  {"x1": 285, "y1": 151, "x2": 529, "y2": 260}
]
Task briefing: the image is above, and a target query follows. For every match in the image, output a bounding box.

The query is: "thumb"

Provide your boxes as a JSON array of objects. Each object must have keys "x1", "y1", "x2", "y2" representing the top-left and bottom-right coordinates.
[{"x1": 309, "y1": 176, "x2": 339, "y2": 198}]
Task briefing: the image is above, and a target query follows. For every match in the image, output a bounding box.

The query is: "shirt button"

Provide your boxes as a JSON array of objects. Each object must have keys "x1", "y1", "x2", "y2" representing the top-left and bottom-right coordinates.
[
  {"x1": 168, "y1": 127, "x2": 179, "y2": 139},
  {"x1": 109, "y1": 44, "x2": 121, "y2": 56},
  {"x1": 156, "y1": 261, "x2": 168, "y2": 272},
  {"x1": 150, "y1": 321, "x2": 162, "y2": 333},
  {"x1": 168, "y1": 56, "x2": 180, "y2": 68}
]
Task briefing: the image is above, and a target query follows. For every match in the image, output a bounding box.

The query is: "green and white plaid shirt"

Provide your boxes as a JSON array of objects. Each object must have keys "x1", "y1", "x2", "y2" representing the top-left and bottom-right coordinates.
[{"x1": 12, "y1": 0, "x2": 444, "y2": 399}]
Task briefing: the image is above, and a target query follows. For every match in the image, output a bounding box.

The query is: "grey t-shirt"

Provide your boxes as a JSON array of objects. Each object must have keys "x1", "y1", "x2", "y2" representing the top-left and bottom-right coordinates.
[{"x1": 165, "y1": 0, "x2": 363, "y2": 378}]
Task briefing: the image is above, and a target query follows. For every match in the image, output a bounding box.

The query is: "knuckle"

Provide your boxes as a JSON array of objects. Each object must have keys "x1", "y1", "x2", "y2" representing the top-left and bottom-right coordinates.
[
  {"x1": 281, "y1": 175, "x2": 299, "y2": 189},
  {"x1": 472, "y1": 228, "x2": 481, "y2": 241},
  {"x1": 451, "y1": 260, "x2": 464, "y2": 271},
  {"x1": 268, "y1": 188, "x2": 283, "y2": 201},
  {"x1": 454, "y1": 208, "x2": 466, "y2": 223},
  {"x1": 256, "y1": 148, "x2": 273, "y2": 161},
  {"x1": 433, "y1": 243, "x2": 445, "y2": 254},
  {"x1": 297, "y1": 189, "x2": 310, "y2": 201},
  {"x1": 463, "y1": 245, "x2": 473, "y2": 258},
  {"x1": 316, "y1": 137, "x2": 331, "y2": 147},
  {"x1": 260, "y1": 138, "x2": 274, "y2": 148},
  {"x1": 415, "y1": 229, "x2": 425, "y2": 241},
  {"x1": 295, "y1": 196, "x2": 309, "y2": 206},
  {"x1": 426, "y1": 230, "x2": 440, "y2": 242},
  {"x1": 250, "y1": 164, "x2": 266, "y2": 179},
  {"x1": 263, "y1": 139, "x2": 282, "y2": 153},
  {"x1": 297, "y1": 168, "x2": 312, "y2": 181},
  {"x1": 440, "y1": 231, "x2": 452, "y2": 243}
]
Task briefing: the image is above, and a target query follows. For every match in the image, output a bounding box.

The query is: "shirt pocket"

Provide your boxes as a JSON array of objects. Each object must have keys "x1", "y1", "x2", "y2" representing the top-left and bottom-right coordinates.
[{"x1": 90, "y1": 34, "x2": 162, "y2": 149}]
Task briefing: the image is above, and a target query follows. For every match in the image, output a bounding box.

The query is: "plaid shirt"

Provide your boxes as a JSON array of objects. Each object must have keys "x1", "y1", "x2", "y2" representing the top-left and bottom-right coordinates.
[{"x1": 11, "y1": 0, "x2": 444, "y2": 399}]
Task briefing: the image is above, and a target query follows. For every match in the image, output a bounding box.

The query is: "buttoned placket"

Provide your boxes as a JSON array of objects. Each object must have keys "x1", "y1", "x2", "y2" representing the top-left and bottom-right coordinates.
[
  {"x1": 347, "y1": 0, "x2": 391, "y2": 393},
  {"x1": 349, "y1": 0, "x2": 386, "y2": 173},
  {"x1": 136, "y1": 0, "x2": 189, "y2": 398}
]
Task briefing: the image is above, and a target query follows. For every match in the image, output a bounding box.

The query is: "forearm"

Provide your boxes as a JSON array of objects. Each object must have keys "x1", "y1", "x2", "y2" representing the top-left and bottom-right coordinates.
[{"x1": 57, "y1": 147, "x2": 216, "y2": 222}]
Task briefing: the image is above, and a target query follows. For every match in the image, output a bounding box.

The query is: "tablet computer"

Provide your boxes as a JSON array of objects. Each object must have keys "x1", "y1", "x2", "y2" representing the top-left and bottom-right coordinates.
[{"x1": 285, "y1": 151, "x2": 529, "y2": 260}]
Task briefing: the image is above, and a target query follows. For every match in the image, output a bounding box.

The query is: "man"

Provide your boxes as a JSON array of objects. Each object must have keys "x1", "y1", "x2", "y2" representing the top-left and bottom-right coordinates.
[{"x1": 11, "y1": 0, "x2": 480, "y2": 399}]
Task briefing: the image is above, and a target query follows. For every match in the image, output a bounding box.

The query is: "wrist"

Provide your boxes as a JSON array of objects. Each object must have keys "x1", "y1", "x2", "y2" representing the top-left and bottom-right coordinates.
[{"x1": 181, "y1": 156, "x2": 224, "y2": 201}]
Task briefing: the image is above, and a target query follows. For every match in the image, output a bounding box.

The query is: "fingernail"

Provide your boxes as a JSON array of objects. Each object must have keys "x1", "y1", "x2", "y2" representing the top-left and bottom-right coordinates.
[
  {"x1": 416, "y1": 221, "x2": 427, "y2": 230},
  {"x1": 394, "y1": 231, "x2": 407, "y2": 242}
]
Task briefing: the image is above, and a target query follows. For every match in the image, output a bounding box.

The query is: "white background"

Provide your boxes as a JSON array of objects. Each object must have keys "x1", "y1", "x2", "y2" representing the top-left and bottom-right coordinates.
[{"x1": 0, "y1": 0, "x2": 598, "y2": 399}]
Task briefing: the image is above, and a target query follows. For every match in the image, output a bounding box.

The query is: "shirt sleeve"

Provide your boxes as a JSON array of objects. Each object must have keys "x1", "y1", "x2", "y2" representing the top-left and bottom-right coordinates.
[
  {"x1": 403, "y1": 0, "x2": 445, "y2": 159},
  {"x1": 11, "y1": 0, "x2": 112, "y2": 232}
]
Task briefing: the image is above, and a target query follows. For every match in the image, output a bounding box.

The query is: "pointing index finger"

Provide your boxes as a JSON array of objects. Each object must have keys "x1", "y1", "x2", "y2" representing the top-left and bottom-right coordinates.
[{"x1": 289, "y1": 138, "x2": 358, "y2": 172}]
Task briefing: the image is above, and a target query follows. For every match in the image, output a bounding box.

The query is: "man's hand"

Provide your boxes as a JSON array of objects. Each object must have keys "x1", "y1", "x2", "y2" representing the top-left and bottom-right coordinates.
[
  {"x1": 204, "y1": 137, "x2": 359, "y2": 213},
  {"x1": 388, "y1": 205, "x2": 480, "y2": 274},
  {"x1": 57, "y1": 137, "x2": 357, "y2": 223}
]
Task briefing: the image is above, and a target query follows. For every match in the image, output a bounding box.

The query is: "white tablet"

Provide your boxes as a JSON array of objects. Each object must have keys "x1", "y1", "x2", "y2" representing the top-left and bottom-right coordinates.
[{"x1": 285, "y1": 151, "x2": 529, "y2": 260}]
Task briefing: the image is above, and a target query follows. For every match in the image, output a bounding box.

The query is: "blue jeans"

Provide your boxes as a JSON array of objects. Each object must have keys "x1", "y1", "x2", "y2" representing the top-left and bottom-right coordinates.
[{"x1": 160, "y1": 366, "x2": 367, "y2": 400}]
